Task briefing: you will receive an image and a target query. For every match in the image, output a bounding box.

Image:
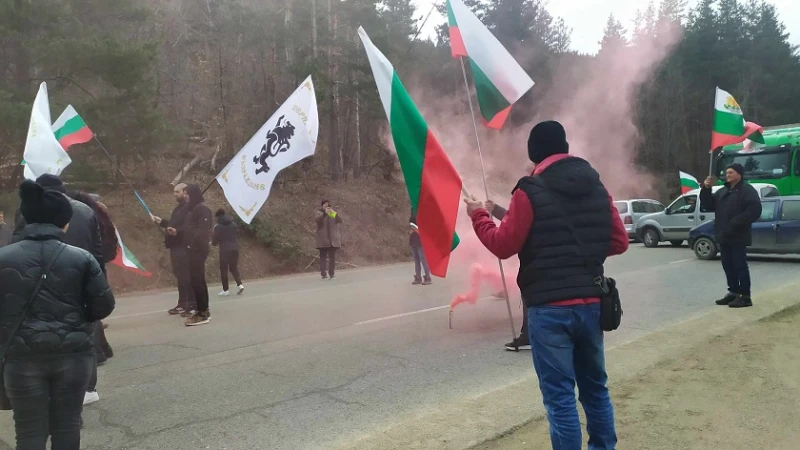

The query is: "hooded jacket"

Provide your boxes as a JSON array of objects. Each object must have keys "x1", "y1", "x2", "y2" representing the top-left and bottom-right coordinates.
[
  {"x1": 0, "y1": 224, "x2": 115, "y2": 359},
  {"x1": 183, "y1": 185, "x2": 213, "y2": 253},
  {"x1": 212, "y1": 214, "x2": 239, "y2": 253},
  {"x1": 160, "y1": 202, "x2": 192, "y2": 250}
]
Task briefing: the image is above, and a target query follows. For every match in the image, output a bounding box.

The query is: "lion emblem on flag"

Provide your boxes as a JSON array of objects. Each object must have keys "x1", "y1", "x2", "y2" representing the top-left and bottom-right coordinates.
[{"x1": 253, "y1": 115, "x2": 295, "y2": 175}]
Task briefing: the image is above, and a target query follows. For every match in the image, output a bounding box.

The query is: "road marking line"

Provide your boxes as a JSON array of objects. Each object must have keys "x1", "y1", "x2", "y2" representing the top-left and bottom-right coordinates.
[
  {"x1": 354, "y1": 305, "x2": 451, "y2": 325},
  {"x1": 669, "y1": 258, "x2": 694, "y2": 264}
]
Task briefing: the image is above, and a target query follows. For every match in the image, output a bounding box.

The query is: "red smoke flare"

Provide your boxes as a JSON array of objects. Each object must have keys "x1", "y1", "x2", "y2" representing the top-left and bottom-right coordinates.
[{"x1": 450, "y1": 263, "x2": 514, "y2": 311}]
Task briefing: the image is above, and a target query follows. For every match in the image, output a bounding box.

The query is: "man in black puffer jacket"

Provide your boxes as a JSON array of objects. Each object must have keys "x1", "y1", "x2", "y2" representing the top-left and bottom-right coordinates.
[
  {"x1": 212, "y1": 209, "x2": 244, "y2": 296},
  {"x1": 700, "y1": 163, "x2": 762, "y2": 308},
  {"x1": 0, "y1": 180, "x2": 115, "y2": 449},
  {"x1": 183, "y1": 184, "x2": 213, "y2": 327}
]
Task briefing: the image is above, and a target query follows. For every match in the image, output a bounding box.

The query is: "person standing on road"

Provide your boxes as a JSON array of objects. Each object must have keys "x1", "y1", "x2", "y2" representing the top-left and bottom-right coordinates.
[
  {"x1": 701, "y1": 164, "x2": 762, "y2": 308},
  {"x1": 465, "y1": 121, "x2": 629, "y2": 449},
  {"x1": 151, "y1": 183, "x2": 197, "y2": 317},
  {"x1": 408, "y1": 213, "x2": 432, "y2": 285},
  {"x1": 484, "y1": 200, "x2": 530, "y2": 351},
  {"x1": 212, "y1": 208, "x2": 244, "y2": 296},
  {"x1": 0, "y1": 180, "x2": 115, "y2": 450},
  {"x1": 0, "y1": 209, "x2": 12, "y2": 248},
  {"x1": 315, "y1": 200, "x2": 343, "y2": 280},
  {"x1": 183, "y1": 184, "x2": 213, "y2": 326}
]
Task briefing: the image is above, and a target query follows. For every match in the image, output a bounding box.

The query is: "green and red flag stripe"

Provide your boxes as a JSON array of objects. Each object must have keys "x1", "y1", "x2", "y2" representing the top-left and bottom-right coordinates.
[
  {"x1": 110, "y1": 227, "x2": 152, "y2": 277},
  {"x1": 358, "y1": 27, "x2": 462, "y2": 277},
  {"x1": 52, "y1": 105, "x2": 94, "y2": 150},
  {"x1": 679, "y1": 171, "x2": 699, "y2": 194},
  {"x1": 711, "y1": 87, "x2": 764, "y2": 151},
  {"x1": 446, "y1": 0, "x2": 534, "y2": 129}
]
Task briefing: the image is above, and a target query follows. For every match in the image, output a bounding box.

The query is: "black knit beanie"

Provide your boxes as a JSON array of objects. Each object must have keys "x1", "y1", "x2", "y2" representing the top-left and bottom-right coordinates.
[
  {"x1": 527, "y1": 120, "x2": 569, "y2": 164},
  {"x1": 19, "y1": 180, "x2": 73, "y2": 228},
  {"x1": 727, "y1": 163, "x2": 744, "y2": 177}
]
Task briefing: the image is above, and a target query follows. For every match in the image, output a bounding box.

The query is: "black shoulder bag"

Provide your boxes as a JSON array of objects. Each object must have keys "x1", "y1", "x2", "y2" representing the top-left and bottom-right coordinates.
[
  {"x1": 534, "y1": 178, "x2": 623, "y2": 332},
  {"x1": 0, "y1": 243, "x2": 66, "y2": 410}
]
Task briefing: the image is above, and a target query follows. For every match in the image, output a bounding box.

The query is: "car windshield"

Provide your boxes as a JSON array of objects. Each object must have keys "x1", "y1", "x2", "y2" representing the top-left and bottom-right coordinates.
[
  {"x1": 613, "y1": 202, "x2": 628, "y2": 214},
  {"x1": 717, "y1": 148, "x2": 791, "y2": 180}
]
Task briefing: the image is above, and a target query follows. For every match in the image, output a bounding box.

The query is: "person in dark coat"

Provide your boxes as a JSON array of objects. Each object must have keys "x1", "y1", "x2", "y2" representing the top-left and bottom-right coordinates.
[
  {"x1": 151, "y1": 183, "x2": 196, "y2": 317},
  {"x1": 212, "y1": 209, "x2": 244, "y2": 296},
  {"x1": 465, "y1": 121, "x2": 629, "y2": 449},
  {"x1": 408, "y1": 214, "x2": 431, "y2": 285},
  {"x1": 0, "y1": 180, "x2": 115, "y2": 450},
  {"x1": 701, "y1": 163, "x2": 762, "y2": 308},
  {"x1": 0, "y1": 209, "x2": 12, "y2": 248},
  {"x1": 182, "y1": 184, "x2": 213, "y2": 326},
  {"x1": 315, "y1": 200, "x2": 343, "y2": 279}
]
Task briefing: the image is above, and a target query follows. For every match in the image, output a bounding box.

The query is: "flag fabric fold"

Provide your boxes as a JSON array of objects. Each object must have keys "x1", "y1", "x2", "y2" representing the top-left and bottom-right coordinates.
[
  {"x1": 358, "y1": 27, "x2": 462, "y2": 278},
  {"x1": 23, "y1": 83, "x2": 72, "y2": 180},
  {"x1": 216, "y1": 76, "x2": 318, "y2": 224},
  {"x1": 111, "y1": 228, "x2": 152, "y2": 277},
  {"x1": 52, "y1": 105, "x2": 94, "y2": 150},
  {"x1": 711, "y1": 87, "x2": 765, "y2": 151},
  {"x1": 446, "y1": 0, "x2": 535, "y2": 129},
  {"x1": 679, "y1": 171, "x2": 699, "y2": 194}
]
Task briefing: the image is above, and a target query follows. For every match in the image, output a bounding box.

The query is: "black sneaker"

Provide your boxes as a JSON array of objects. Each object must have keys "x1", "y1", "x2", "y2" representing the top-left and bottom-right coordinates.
[
  {"x1": 505, "y1": 337, "x2": 531, "y2": 351},
  {"x1": 729, "y1": 295, "x2": 753, "y2": 308},
  {"x1": 715, "y1": 293, "x2": 738, "y2": 306},
  {"x1": 168, "y1": 306, "x2": 186, "y2": 315},
  {"x1": 422, "y1": 276, "x2": 432, "y2": 286},
  {"x1": 412, "y1": 276, "x2": 422, "y2": 285},
  {"x1": 321, "y1": 274, "x2": 328, "y2": 280}
]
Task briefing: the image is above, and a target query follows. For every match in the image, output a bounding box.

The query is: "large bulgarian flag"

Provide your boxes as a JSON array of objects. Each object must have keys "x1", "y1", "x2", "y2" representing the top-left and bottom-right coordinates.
[
  {"x1": 110, "y1": 228, "x2": 152, "y2": 277},
  {"x1": 711, "y1": 87, "x2": 764, "y2": 151},
  {"x1": 52, "y1": 105, "x2": 94, "y2": 150},
  {"x1": 679, "y1": 171, "x2": 699, "y2": 194},
  {"x1": 446, "y1": 0, "x2": 534, "y2": 129},
  {"x1": 358, "y1": 27, "x2": 462, "y2": 277}
]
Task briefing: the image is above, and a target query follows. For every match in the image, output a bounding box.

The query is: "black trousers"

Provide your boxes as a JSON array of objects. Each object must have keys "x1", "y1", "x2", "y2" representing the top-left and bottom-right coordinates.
[
  {"x1": 719, "y1": 244, "x2": 751, "y2": 296},
  {"x1": 88, "y1": 322, "x2": 111, "y2": 392},
  {"x1": 170, "y1": 247, "x2": 196, "y2": 310},
  {"x1": 4, "y1": 354, "x2": 94, "y2": 450},
  {"x1": 219, "y1": 250, "x2": 242, "y2": 292},
  {"x1": 189, "y1": 248, "x2": 210, "y2": 312},
  {"x1": 319, "y1": 247, "x2": 337, "y2": 277}
]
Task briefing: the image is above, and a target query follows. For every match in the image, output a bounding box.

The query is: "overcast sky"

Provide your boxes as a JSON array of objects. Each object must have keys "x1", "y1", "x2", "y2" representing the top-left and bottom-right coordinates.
[{"x1": 413, "y1": 0, "x2": 800, "y2": 55}]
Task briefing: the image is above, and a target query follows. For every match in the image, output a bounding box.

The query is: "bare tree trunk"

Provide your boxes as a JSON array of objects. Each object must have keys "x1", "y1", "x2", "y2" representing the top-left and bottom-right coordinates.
[
  {"x1": 327, "y1": 0, "x2": 340, "y2": 180},
  {"x1": 172, "y1": 154, "x2": 202, "y2": 185},
  {"x1": 285, "y1": 0, "x2": 292, "y2": 64},
  {"x1": 354, "y1": 90, "x2": 361, "y2": 179},
  {"x1": 311, "y1": 0, "x2": 318, "y2": 59},
  {"x1": 210, "y1": 144, "x2": 221, "y2": 173}
]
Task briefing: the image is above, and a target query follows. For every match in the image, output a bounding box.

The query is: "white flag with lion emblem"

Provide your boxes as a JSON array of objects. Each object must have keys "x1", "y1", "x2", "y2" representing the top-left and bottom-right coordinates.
[{"x1": 216, "y1": 76, "x2": 318, "y2": 224}]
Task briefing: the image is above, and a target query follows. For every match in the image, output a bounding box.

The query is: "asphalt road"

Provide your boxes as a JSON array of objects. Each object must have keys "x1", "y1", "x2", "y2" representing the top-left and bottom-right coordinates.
[{"x1": 0, "y1": 244, "x2": 797, "y2": 450}]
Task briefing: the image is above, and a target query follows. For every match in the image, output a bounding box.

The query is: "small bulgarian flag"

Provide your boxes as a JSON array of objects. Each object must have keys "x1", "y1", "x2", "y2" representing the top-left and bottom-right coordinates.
[
  {"x1": 358, "y1": 27, "x2": 461, "y2": 277},
  {"x1": 711, "y1": 87, "x2": 764, "y2": 151},
  {"x1": 679, "y1": 171, "x2": 699, "y2": 194},
  {"x1": 446, "y1": 0, "x2": 535, "y2": 129},
  {"x1": 111, "y1": 228, "x2": 152, "y2": 277},
  {"x1": 52, "y1": 105, "x2": 94, "y2": 150}
]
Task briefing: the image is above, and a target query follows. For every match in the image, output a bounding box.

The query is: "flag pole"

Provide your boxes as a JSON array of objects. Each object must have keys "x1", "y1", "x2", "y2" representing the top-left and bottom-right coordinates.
[
  {"x1": 92, "y1": 135, "x2": 152, "y2": 217},
  {"x1": 201, "y1": 178, "x2": 217, "y2": 196},
  {"x1": 458, "y1": 56, "x2": 518, "y2": 350}
]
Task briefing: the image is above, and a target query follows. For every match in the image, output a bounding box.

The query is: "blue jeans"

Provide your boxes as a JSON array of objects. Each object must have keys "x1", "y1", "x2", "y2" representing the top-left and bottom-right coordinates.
[
  {"x1": 719, "y1": 244, "x2": 750, "y2": 296},
  {"x1": 528, "y1": 303, "x2": 616, "y2": 450},
  {"x1": 410, "y1": 246, "x2": 430, "y2": 278}
]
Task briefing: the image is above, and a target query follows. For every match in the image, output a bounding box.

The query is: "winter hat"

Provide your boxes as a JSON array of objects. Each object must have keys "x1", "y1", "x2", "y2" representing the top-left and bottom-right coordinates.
[
  {"x1": 726, "y1": 163, "x2": 744, "y2": 177},
  {"x1": 35, "y1": 174, "x2": 67, "y2": 194},
  {"x1": 19, "y1": 180, "x2": 73, "y2": 228},
  {"x1": 184, "y1": 184, "x2": 204, "y2": 207},
  {"x1": 527, "y1": 121, "x2": 569, "y2": 164}
]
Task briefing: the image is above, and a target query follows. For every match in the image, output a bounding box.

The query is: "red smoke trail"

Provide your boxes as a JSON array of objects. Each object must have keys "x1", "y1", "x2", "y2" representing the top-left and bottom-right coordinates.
[{"x1": 450, "y1": 263, "x2": 515, "y2": 311}]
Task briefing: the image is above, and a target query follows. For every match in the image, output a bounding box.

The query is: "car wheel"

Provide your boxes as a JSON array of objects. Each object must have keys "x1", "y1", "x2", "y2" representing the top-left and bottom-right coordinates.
[
  {"x1": 693, "y1": 237, "x2": 718, "y2": 260},
  {"x1": 670, "y1": 240, "x2": 683, "y2": 247},
  {"x1": 643, "y1": 228, "x2": 660, "y2": 248}
]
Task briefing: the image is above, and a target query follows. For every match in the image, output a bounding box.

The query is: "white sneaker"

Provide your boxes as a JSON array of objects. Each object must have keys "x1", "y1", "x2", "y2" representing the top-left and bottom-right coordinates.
[
  {"x1": 84, "y1": 391, "x2": 100, "y2": 405},
  {"x1": 219, "y1": 291, "x2": 230, "y2": 297},
  {"x1": 237, "y1": 284, "x2": 245, "y2": 295}
]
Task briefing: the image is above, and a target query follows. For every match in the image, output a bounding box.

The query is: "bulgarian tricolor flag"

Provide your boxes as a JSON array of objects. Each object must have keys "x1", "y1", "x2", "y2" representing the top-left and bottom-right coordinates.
[
  {"x1": 358, "y1": 27, "x2": 461, "y2": 277},
  {"x1": 110, "y1": 228, "x2": 152, "y2": 277},
  {"x1": 446, "y1": 0, "x2": 535, "y2": 129},
  {"x1": 711, "y1": 87, "x2": 764, "y2": 151},
  {"x1": 679, "y1": 171, "x2": 699, "y2": 194},
  {"x1": 52, "y1": 105, "x2": 94, "y2": 150}
]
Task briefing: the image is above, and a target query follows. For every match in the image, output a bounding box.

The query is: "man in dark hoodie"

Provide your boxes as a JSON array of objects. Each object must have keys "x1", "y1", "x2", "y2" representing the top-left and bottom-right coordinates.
[
  {"x1": 701, "y1": 164, "x2": 762, "y2": 308},
  {"x1": 151, "y1": 183, "x2": 197, "y2": 317},
  {"x1": 212, "y1": 208, "x2": 244, "y2": 296},
  {"x1": 465, "y1": 121, "x2": 628, "y2": 449},
  {"x1": 182, "y1": 184, "x2": 213, "y2": 326}
]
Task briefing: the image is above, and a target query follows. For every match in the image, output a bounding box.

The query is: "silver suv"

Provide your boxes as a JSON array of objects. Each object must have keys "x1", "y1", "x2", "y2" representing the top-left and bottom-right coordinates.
[
  {"x1": 635, "y1": 183, "x2": 779, "y2": 248},
  {"x1": 613, "y1": 199, "x2": 665, "y2": 240}
]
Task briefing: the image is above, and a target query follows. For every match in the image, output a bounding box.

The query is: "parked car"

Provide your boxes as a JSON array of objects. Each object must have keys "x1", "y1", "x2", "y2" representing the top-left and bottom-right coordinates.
[
  {"x1": 689, "y1": 196, "x2": 800, "y2": 259},
  {"x1": 635, "y1": 183, "x2": 780, "y2": 248},
  {"x1": 613, "y1": 199, "x2": 666, "y2": 240}
]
